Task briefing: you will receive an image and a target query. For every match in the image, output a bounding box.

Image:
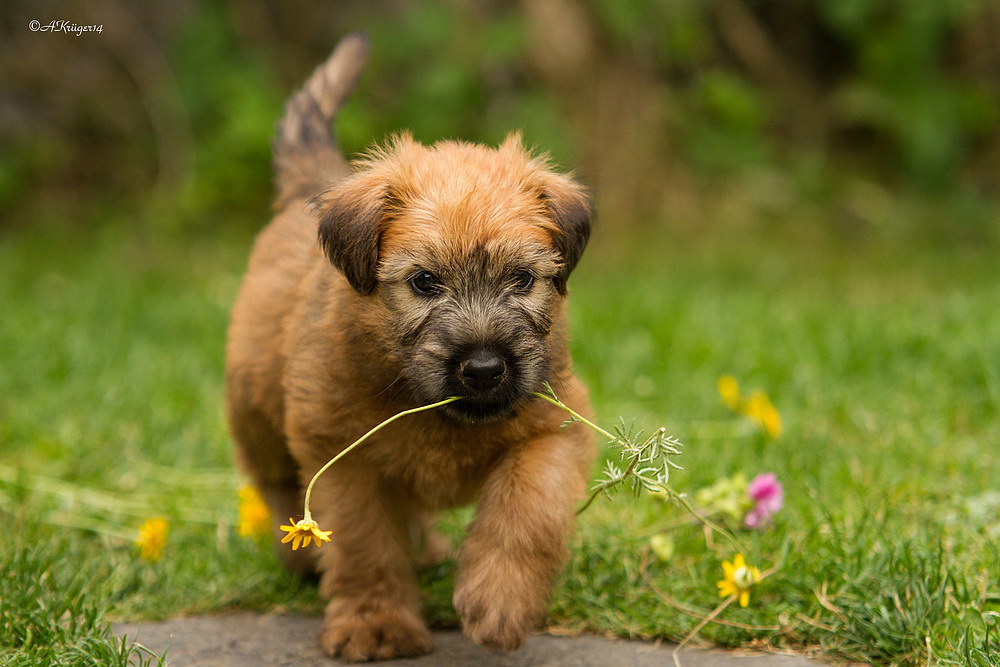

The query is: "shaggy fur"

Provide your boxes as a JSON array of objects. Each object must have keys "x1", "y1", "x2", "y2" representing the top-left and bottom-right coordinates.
[{"x1": 225, "y1": 33, "x2": 595, "y2": 661}]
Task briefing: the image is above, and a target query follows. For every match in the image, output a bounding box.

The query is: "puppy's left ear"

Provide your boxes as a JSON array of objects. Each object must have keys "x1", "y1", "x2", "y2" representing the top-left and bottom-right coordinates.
[
  {"x1": 541, "y1": 173, "x2": 592, "y2": 294},
  {"x1": 311, "y1": 173, "x2": 387, "y2": 295}
]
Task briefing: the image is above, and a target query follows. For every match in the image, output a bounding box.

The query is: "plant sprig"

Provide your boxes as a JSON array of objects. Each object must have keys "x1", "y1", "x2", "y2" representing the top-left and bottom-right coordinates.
[
  {"x1": 534, "y1": 384, "x2": 747, "y2": 555},
  {"x1": 532, "y1": 384, "x2": 683, "y2": 515}
]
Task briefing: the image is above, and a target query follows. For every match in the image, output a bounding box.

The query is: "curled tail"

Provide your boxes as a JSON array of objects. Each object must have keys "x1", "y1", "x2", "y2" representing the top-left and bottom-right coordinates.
[{"x1": 273, "y1": 32, "x2": 370, "y2": 208}]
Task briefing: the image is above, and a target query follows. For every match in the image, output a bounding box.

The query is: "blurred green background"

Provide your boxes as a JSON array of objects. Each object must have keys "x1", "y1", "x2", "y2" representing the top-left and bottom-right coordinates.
[{"x1": 3, "y1": 0, "x2": 999, "y2": 243}]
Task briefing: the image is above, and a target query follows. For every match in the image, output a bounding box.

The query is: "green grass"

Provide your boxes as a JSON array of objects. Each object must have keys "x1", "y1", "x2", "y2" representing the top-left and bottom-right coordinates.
[{"x1": 1, "y1": 219, "x2": 998, "y2": 666}]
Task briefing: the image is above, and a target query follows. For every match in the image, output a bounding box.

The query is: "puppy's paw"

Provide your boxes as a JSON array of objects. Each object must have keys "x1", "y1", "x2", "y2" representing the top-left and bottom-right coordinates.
[
  {"x1": 320, "y1": 598, "x2": 433, "y2": 662},
  {"x1": 453, "y1": 582, "x2": 545, "y2": 651}
]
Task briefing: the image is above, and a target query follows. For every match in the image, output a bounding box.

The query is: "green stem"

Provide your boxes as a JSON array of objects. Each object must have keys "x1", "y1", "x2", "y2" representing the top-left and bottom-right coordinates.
[
  {"x1": 301, "y1": 396, "x2": 461, "y2": 520},
  {"x1": 574, "y1": 448, "x2": 643, "y2": 516},
  {"x1": 533, "y1": 391, "x2": 618, "y2": 443},
  {"x1": 575, "y1": 482, "x2": 609, "y2": 516},
  {"x1": 667, "y1": 488, "x2": 748, "y2": 555},
  {"x1": 536, "y1": 389, "x2": 661, "y2": 517}
]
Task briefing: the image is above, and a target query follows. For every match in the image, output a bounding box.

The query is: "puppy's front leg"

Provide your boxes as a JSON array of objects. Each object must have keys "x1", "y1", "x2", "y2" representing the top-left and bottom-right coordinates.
[
  {"x1": 308, "y1": 462, "x2": 433, "y2": 662},
  {"x1": 453, "y1": 432, "x2": 589, "y2": 650}
]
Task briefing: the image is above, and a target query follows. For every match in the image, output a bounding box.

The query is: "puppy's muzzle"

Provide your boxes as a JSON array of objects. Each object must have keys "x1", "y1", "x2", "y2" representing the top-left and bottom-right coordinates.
[
  {"x1": 443, "y1": 346, "x2": 523, "y2": 422},
  {"x1": 459, "y1": 349, "x2": 507, "y2": 393}
]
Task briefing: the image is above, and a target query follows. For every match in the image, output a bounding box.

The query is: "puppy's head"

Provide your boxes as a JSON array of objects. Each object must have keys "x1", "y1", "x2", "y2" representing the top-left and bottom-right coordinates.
[{"x1": 312, "y1": 133, "x2": 591, "y2": 422}]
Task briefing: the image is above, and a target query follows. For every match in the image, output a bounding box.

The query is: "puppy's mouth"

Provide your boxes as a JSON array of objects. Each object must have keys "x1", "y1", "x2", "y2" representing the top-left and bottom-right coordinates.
[
  {"x1": 434, "y1": 346, "x2": 529, "y2": 423},
  {"x1": 440, "y1": 395, "x2": 519, "y2": 424}
]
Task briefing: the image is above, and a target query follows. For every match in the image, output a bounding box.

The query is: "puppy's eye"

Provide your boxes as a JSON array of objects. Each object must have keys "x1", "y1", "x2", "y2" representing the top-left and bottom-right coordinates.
[
  {"x1": 409, "y1": 271, "x2": 442, "y2": 295},
  {"x1": 512, "y1": 270, "x2": 535, "y2": 293}
]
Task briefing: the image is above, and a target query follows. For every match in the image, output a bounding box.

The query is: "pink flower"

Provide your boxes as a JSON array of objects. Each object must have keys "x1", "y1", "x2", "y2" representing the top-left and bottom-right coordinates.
[{"x1": 744, "y1": 473, "x2": 783, "y2": 528}]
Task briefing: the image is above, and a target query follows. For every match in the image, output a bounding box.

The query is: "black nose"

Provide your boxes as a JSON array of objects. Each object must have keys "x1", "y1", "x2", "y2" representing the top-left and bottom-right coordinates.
[{"x1": 459, "y1": 349, "x2": 507, "y2": 392}]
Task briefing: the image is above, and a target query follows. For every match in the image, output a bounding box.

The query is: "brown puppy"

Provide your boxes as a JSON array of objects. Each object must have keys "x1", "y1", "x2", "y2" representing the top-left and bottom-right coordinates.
[{"x1": 225, "y1": 33, "x2": 595, "y2": 662}]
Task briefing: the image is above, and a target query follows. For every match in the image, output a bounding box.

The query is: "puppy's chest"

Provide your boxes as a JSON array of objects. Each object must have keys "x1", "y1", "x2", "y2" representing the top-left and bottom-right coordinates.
[{"x1": 366, "y1": 435, "x2": 505, "y2": 508}]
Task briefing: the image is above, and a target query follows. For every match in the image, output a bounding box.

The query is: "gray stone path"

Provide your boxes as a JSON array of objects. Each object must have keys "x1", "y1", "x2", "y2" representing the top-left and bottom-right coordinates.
[{"x1": 113, "y1": 613, "x2": 832, "y2": 666}]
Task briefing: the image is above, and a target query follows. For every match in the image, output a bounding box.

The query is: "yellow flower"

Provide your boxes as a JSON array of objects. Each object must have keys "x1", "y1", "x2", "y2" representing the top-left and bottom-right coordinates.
[
  {"x1": 743, "y1": 391, "x2": 783, "y2": 438},
  {"x1": 135, "y1": 517, "x2": 169, "y2": 562},
  {"x1": 717, "y1": 375, "x2": 742, "y2": 411},
  {"x1": 718, "y1": 377, "x2": 782, "y2": 438},
  {"x1": 279, "y1": 517, "x2": 332, "y2": 550},
  {"x1": 237, "y1": 484, "x2": 271, "y2": 538},
  {"x1": 716, "y1": 553, "x2": 761, "y2": 607}
]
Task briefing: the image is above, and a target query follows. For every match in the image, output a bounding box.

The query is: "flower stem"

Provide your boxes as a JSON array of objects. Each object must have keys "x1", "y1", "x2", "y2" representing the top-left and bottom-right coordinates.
[
  {"x1": 666, "y1": 488, "x2": 749, "y2": 555},
  {"x1": 532, "y1": 390, "x2": 618, "y2": 443},
  {"x1": 672, "y1": 595, "x2": 736, "y2": 667},
  {"x1": 534, "y1": 390, "x2": 666, "y2": 517},
  {"x1": 574, "y1": 449, "x2": 642, "y2": 515},
  {"x1": 301, "y1": 396, "x2": 461, "y2": 519}
]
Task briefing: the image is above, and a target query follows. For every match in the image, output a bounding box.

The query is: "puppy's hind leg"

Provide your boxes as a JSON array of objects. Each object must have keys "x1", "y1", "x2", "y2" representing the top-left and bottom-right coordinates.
[{"x1": 228, "y1": 400, "x2": 317, "y2": 577}]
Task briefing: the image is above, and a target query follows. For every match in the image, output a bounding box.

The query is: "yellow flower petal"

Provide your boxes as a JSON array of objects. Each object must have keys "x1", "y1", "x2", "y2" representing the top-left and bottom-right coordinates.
[
  {"x1": 717, "y1": 581, "x2": 737, "y2": 598},
  {"x1": 743, "y1": 392, "x2": 782, "y2": 438},
  {"x1": 761, "y1": 404, "x2": 782, "y2": 438},
  {"x1": 237, "y1": 485, "x2": 271, "y2": 538},
  {"x1": 717, "y1": 376, "x2": 741, "y2": 411},
  {"x1": 718, "y1": 554, "x2": 761, "y2": 605},
  {"x1": 279, "y1": 517, "x2": 332, "y2": 551},
  {"x1": 135, "y1": 517, "x2": 169, "y2": 562}
]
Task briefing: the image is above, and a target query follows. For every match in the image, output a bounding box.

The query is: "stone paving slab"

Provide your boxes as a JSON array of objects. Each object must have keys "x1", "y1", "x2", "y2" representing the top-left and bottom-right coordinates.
[{"x1": 113, "y1": 613, "x2": 830, "y2": 667}]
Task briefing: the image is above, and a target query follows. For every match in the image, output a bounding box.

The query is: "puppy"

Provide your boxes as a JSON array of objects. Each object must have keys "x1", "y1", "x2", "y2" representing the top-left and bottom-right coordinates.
[{"x1": 225, "y1": 33, "x2": 595, "y2": 662}]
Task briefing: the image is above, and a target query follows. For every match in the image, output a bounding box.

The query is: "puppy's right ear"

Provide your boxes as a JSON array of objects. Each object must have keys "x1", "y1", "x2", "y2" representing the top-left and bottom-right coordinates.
[
  {"x1": 539, "y1": 173, "x2": 592, "y2": 295},
  {"x1": 311, "y1": 174, "x2": 386, "y2": 295}
]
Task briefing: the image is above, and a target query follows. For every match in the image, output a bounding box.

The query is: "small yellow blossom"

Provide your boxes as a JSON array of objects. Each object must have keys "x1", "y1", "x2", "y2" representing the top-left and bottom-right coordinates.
[
  {"x1": 718, "y1": 376, "x2": 782, "y2": 438},
  {"x1": 716, "y1": 553, "x2": 761, "y2": 607},
  {"x1": 279, "y1": 517, "x2": 332, "y2": 550},
  {"x1": 717, "y1": 375, "x2": 742, "y2": 411},
  {"x1": 743, "y1": 391, "x2": 783, "y2": 438},
  {"x1": 237, "y1": 484, "x2": 271, "y2": 538},
  {"x1": 135, "y1": 517, "x2": 169, "y2": 562}
]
